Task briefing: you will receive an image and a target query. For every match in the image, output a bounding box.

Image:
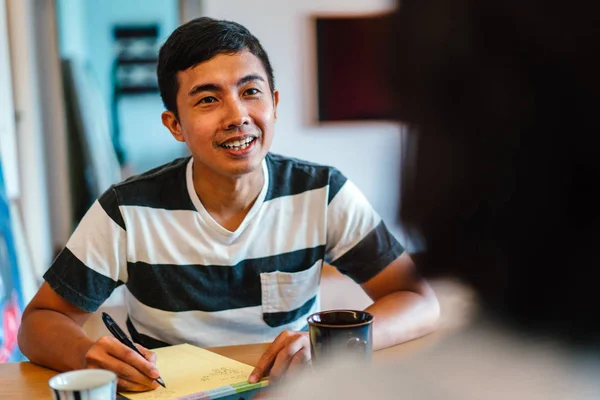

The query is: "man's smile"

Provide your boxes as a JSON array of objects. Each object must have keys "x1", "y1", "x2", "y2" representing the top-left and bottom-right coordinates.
[{"x1": 220, "y1": 135, "x2": 257, "y2": 150}]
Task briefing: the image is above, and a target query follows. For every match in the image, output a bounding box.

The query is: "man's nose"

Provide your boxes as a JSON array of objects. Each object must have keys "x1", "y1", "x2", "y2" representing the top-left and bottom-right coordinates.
[{"x1": 223, "y1": 99, "x2": 250, "y2": 130}]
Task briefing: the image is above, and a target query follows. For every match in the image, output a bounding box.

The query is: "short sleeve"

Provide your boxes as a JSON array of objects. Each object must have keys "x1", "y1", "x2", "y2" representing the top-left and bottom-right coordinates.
[
  {"x1": 43, "y1": 187, "x2": 128, "y2": 312},
  {"x1": 325, "y1": 170, "x2": 404, "y2": 284}
]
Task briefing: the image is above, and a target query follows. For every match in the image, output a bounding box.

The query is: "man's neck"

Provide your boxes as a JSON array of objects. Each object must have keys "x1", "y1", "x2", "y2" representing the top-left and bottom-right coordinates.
[{"x1": 192, "y1": 160, "x2": 264, "y2": 231}]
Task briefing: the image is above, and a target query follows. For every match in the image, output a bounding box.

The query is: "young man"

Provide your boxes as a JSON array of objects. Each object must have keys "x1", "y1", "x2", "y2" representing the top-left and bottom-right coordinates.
[{"x1": 18, "y1": 17, "x2": 439, "y2": 392}]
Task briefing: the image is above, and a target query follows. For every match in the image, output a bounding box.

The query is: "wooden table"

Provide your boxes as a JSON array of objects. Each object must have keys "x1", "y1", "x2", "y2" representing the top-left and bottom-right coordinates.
[{"x1": 0, "y1": 335, "x2": 439, "y2": 400}]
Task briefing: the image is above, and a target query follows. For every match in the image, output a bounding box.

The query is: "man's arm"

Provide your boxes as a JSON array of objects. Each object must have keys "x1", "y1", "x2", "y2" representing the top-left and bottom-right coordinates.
[
  {"x1": 249, "y1": 252, "x2": 439, "y2": 383},
  {"x1": 18, "y1": 282, "x2": 160, "y2": 391},
  {"x1": 362, "y1": 251, "x2": 439, "y2": 349}
]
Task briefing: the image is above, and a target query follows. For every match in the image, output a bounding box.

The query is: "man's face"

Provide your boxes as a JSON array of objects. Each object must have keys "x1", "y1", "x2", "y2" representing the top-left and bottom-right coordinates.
[{"x1": 162, "y1": 50, "x2": 278, "y2": 179}]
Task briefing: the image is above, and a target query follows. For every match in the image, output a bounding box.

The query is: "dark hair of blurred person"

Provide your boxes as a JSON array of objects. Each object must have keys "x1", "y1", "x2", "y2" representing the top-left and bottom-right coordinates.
[{"x1": 392, "y1": 0, "x2": 600, "y2": 344}]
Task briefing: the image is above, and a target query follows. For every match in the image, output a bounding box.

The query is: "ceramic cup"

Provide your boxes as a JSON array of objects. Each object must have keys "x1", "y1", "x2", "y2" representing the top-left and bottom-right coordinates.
[
  {"x1": 48, "y1": 369, "x2": 117, "y2": 400},
  {"x1": 307, "y1": 309, "x2": 374, "y2": 366}
]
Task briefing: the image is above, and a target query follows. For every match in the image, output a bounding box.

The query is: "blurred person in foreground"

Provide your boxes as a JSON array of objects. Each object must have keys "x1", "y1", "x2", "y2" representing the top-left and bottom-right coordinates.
[{"x1": 281, "y1": 0, "x2": 600, "y2": 398}]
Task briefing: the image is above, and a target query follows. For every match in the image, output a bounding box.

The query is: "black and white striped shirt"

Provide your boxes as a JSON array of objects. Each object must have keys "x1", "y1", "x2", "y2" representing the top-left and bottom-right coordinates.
[{"x1": 45, "y1": 153, "x2": 404, "y2": 348}]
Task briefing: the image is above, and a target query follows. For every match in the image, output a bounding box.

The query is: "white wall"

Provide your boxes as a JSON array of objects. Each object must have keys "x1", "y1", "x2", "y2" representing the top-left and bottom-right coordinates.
[{"x1": 202, "y1": 0, "x2": 406, "y2": 240}]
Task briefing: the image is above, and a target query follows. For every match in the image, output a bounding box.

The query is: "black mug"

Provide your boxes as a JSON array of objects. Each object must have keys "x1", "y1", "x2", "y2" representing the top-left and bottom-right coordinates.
[{"x1": 307, "y1": 310, "x2": 374, "y2": 365}]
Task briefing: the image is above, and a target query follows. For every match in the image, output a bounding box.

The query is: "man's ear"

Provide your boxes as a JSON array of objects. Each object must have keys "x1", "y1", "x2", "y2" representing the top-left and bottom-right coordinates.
[
  {"x1": 162, "y1": 111, "x2": 185, "y2": 142},
  {"x1": 272, "y1": 90, "x2": 279, "y2": 122}
]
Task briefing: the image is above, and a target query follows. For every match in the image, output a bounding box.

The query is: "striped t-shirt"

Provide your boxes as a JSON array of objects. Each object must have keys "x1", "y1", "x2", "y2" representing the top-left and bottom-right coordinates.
[{"x1": 44, "y1": 153, "x2": 404, "y2": 348}]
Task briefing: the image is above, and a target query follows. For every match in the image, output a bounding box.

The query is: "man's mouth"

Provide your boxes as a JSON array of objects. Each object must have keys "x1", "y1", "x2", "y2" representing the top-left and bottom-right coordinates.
[{"x1": 220, "y1": 136, "x2": 256, "y2": 151}]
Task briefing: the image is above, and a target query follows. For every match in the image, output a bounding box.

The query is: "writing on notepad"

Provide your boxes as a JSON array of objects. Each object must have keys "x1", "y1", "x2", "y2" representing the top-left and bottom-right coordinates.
[
  {"x1": 198, "y1": 367, "x2": 247, "y2": 383},
  {"x1": 120, "y1": 344, "x2": 263, "y2": 400}
]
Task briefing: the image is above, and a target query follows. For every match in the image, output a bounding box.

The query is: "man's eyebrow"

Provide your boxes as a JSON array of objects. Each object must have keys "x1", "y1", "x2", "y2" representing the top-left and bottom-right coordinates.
[
  {"x1": 188, "y1": 83, "x2": 220, "y2": 97},
  {"x1": 187, "y1": 75, "x2": 266, "y2": 97},
  {"x1": 237, "y1": 74, "x2": 265, "y2": 86}
]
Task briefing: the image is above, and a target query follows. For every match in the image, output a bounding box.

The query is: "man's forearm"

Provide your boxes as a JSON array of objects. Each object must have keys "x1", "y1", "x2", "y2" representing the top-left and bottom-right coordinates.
[
  {"x1": 365, "y1": 288, "x2": 440, "y2": 350},
  {"x1": 18, "y1": 309, "x2": 94, "y2": 371}
]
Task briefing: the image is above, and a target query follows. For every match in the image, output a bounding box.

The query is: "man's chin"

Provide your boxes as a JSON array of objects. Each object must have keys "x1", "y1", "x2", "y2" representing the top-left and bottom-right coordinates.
[{"x1": 225, "y1": 157, "x2": 264, "y2": 178}]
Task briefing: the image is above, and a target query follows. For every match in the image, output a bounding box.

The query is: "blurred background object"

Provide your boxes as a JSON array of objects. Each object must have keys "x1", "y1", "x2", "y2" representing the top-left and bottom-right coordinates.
[
  {"x1": 111, "y1": 24, "x2": 161, "y2": 165},
  {"x1": 0, "y1": 162, "x2": 24, "y2": 362},
  {"x1": 316, "y1": 13, "x2": 394, "y2": 122},
  {"x1": 56, "y1": 0, "x2": 186, "y2": 178},
  {"x1": 61, "y1": 59, "x2": 122, "y2": 222}
]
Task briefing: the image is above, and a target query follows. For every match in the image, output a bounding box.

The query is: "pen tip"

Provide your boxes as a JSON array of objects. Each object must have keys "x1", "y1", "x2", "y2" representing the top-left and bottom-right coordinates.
[{"x1": 157, "y1": 377, "x2": 166, "y2": 388}]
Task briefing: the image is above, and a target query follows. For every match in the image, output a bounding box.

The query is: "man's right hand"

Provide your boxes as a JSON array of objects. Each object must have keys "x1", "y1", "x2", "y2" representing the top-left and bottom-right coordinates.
[
  {"x1": 18, "y1": 283, "x2": 161, "y2": 392},
  {"x1": 84, "y1": 336, "x2": 160, "y2": 392}
]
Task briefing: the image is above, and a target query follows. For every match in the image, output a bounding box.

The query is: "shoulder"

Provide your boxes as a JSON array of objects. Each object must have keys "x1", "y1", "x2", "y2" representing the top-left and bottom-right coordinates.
[
  {"x1": 265, "y1": 153, "x2": 347, "y2": 202},
  {"x1": 103, "y1": 157, "x2": 193, "y2": 210}
]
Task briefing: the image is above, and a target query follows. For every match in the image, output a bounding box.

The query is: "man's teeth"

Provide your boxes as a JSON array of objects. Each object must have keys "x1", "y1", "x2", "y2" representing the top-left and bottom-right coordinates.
[{"x1": 222, "y1": 137, "x2": 255, "y2": 150}]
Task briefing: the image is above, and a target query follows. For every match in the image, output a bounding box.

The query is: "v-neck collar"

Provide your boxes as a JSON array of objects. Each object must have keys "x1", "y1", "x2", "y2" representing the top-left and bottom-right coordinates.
[{"x1": 186, "y1": 157, "x2": 269, "y2": 242}]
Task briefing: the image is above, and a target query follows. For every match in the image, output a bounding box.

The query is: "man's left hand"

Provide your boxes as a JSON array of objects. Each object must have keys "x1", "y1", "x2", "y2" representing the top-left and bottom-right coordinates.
[{"x1": 248, "y1": 330, "x2": 311, "y2": 383}]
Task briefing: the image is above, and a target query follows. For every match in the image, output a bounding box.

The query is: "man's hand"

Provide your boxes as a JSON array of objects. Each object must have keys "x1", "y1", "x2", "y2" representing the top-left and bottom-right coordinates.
[
  {"x1": 84, "y1": 336, "x2": 160, "y2": 392},
  {"x1": 249, "y1": 330, "x2": 311, "y2": 384}
]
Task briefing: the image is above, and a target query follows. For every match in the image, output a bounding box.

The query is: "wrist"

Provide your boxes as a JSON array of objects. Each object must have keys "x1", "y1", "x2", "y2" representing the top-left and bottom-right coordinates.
[{"x1": 73, "y1": 336, "x2": 95, "y2": 370}]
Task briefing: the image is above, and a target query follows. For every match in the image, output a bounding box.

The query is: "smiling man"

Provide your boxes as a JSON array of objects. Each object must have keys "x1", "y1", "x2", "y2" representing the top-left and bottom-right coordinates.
[{"x1": 18, "y1": 18, "x2": 439, "y2": 392}]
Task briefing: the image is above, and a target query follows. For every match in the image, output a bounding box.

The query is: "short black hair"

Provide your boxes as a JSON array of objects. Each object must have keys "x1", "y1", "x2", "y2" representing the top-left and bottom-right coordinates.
[{"x1": 157, "y1": 17, "x2": 275, "y2": 117}]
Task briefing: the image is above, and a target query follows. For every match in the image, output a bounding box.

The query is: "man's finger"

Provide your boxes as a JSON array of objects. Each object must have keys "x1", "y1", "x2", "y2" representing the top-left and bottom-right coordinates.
[
  {"x1": 90, "y1": 351, "x2": 157, "y2": 389},
  {"x1": 286, "y1": 347, "x2": 311, "y2": 376},
  {"x1": 117, "y1": 377, "x2": 159, "y2": 392},
  {"x1": 248, "y1": 345, "x2": 279, "y2": 383},
  {"x1": 248, "y1": 332, "x2": 290, "y2": 383},
  {"x1": 135, "y1": 343, "x2": 158, "y2": 364},
  {"x1": 269, "y1": 337, "x2": 306, "y2": 382},
  {"x1": 105, "y1": 342, "x2": 160, "y2": 384}
]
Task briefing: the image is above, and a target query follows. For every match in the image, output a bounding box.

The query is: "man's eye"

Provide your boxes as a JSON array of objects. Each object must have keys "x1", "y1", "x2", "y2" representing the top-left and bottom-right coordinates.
[
  {"x1": 244, "y1": 88, "x2": 260, "y2": 96},
  {"x1": 199, "y1": 96, "x2": 217, "y2": 104}
]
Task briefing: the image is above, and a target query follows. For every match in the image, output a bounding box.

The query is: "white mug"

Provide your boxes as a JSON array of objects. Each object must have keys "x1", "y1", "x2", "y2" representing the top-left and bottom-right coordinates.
[{"x1": 48, "y1": 369, "x2": 117, "y2": 400}]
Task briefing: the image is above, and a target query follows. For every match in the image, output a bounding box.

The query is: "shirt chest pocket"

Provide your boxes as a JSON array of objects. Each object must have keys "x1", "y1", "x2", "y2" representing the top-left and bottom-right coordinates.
[{"x1": 260, "y1": 260, "x2": 322, "y2": 328}]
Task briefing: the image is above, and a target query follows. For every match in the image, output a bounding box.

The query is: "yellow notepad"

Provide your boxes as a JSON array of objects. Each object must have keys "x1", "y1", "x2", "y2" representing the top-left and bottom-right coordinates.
[{"x1": 120, "y1": 344, "x2": 268, "y2": 400}]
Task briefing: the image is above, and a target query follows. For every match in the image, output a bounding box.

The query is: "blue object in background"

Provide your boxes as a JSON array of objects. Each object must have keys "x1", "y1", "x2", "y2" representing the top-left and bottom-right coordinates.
[{"x1": 0, "y1": 160, "x2": 24, "y2": 362}]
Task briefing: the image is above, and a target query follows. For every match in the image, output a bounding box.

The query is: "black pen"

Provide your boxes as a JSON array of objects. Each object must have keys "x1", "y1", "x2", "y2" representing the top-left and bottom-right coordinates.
[{"x1": 101, "y1": 312, "x2": 166, "y2": 388}]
